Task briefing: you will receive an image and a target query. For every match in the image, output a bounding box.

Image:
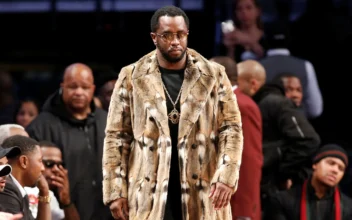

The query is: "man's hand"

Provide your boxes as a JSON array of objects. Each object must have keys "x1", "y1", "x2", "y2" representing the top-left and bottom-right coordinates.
[
  {"x1": 36, "y1": 174, "x2": 49, "y2": 195},
  {"x1": 0, "y1": 212, "x2": 23, "y2": 220},
  {"x1": 51, "y1": 165, "x2": 71, "y2": 205},
  {"x1": 110, "y1": 198, "x2": 129, "y2": 220},
  {"x1": 209, "y1": 182, "x2": 233, "y2": 210}
]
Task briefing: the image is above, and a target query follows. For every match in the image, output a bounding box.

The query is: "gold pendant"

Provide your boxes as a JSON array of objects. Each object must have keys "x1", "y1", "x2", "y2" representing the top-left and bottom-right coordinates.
[{"x1": 168, "y1": 108, "x2": 180, "y2": 124}]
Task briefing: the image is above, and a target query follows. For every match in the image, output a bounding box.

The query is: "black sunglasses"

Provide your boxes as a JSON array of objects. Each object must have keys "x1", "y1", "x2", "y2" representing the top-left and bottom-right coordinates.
[{"x1": 43, "y1": 160, "x2": 64, "y2": 168}]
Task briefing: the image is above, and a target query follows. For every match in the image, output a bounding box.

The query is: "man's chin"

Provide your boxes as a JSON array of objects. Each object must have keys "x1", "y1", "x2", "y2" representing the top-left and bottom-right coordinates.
[
  {"x1": 322, "y1": 179, "x2": 337, "y2": 188},
  {"x1": 0, "y1": 186, "x2": 4, "y2": 192},
  {"x1": 71, "y1": 104, "x2": 88, "y2": 112}
]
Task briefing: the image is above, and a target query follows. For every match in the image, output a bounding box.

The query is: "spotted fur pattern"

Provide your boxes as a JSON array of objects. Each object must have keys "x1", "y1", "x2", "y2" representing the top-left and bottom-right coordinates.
[{"x1": 103, "y1": 48, "x2": 243, "y2": 220}]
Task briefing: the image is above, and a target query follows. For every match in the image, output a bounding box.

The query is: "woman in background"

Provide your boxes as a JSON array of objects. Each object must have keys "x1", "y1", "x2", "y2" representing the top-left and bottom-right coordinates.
[
  {"x1": 223, "y1": 0, "x2": 266, "y2": 61},
  {"x1": 14, "y1": 99, "x2": 39, "y2": 128}
]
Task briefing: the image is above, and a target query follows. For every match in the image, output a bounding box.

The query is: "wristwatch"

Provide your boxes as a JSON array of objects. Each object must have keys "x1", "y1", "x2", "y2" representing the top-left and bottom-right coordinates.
[{"x1": 38, "y1": 195, "x2": 51, "y2": 203}]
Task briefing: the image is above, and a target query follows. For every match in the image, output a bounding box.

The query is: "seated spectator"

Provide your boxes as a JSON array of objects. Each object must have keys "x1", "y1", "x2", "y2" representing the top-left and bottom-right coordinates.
[
  {"x1": 0, "y1": 135, "x2": 51, "y2": 220},
  {"x1": 25, "y1": 141, "x2": 80, "y2": 220},
  {"x1": 0, "y1": 145, "x2": 22, "y2": 220},
  {"x1": 14, "y1": 99, "x2": 40, "y2": 128},
  {"x1": 267, "y1": 144, "x2": 352, "y2": 220}
]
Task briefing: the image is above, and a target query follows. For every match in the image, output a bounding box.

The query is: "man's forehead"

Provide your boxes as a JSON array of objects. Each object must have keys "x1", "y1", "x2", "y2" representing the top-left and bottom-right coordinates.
[
  {"x1": 41, "y1": 147, "x2": 62, "y2": 157},
  {"x1": 63, "y1": 64, "x2": 94, "y2": 83},
  {"x1": 322, "y1": 157, "x2": 345, "y2": 166}
]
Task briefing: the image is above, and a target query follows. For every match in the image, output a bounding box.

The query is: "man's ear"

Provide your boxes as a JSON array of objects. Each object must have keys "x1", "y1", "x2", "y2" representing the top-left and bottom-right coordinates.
[
  {"x1": 150, "y1": 32, "x2": 157, "y2": 46},
  {"x1": 19, "y1": 155, "x2": 29, "y2": 169},
  {"x1": 250, "y1": 78, "x2": 259, "y2": 92},
  {"x1": 312, "y1": 163, "x2": 317, "y2": 171}
]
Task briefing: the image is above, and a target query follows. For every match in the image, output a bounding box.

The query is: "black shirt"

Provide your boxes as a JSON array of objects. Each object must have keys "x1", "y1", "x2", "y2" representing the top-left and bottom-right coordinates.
[{"x1": 159, "y1": 66, "x2": 184, "y2": 220}]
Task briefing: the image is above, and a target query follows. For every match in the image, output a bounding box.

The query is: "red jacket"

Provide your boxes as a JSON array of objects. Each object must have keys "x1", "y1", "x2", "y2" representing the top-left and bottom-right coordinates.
[{"x1": 231, "y1": 89, "x2": 263, "y2": 220}]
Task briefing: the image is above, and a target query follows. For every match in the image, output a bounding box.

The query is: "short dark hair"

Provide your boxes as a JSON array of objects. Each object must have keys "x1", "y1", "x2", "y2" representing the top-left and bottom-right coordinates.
[
  {"x1": 38, "y1": 140, "x2": 60, "y2": 150},
  {"x1": 275, "y1": 72, "x2": 298, "y2": 80},
  {"x1": 150, "y1": 5, "x2": 190, "y2": 32},
  {"x1": 2, "y1": 135, "x2": 39, "y2": 158}
]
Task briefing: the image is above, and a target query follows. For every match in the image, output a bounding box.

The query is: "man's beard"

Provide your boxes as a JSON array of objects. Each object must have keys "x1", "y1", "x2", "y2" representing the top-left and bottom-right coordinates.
[
  {"x1": 0, "y1": 186, "x2": 4, "y2": 192},
  {"x1": 157, "y1": 43, "x2": 187, "y2": 63}
]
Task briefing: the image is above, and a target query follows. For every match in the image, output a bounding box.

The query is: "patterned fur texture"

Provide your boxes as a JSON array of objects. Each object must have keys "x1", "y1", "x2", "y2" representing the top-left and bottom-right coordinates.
[{"x1": 103, "y1": 48, "x2": 243, "y2": 220}]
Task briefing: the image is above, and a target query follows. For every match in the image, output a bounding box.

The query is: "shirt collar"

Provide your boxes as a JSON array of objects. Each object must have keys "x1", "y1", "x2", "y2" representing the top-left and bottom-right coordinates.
[
  {"x1": 267, "y1": 48, "x2": 290, "y2": 56},
  {"x1": 232, "y1": 85, "x2": 238, "y2": 91},
  {"x1": 10, "y1": 174, "x2": 26, "y2": 198}
]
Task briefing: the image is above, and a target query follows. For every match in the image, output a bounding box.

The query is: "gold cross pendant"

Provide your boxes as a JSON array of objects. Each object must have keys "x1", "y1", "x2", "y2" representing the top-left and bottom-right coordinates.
[{"x1": 168, "y1": 108, "x2": 180, "y2": 124}]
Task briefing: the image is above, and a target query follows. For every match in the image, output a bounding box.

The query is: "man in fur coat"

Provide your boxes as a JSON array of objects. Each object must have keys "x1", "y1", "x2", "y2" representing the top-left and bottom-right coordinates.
[{"x1": 102, "y1": 5, "x2": 243, "y2": 220}]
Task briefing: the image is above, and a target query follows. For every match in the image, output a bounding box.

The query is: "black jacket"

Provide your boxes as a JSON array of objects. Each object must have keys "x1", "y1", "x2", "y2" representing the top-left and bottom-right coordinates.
[
  {"x1": 253, "y1": 83, "x2": 320, "y2": 193},
  {"x1": 26, "y1": 91, "x2": 112, "y2": 220},
  {"x1": 266, "y1": 180, "x2": 352, "y2": 220},
  {"x1": 0, "y1": 176, "x2": 34, "y2": 220}
]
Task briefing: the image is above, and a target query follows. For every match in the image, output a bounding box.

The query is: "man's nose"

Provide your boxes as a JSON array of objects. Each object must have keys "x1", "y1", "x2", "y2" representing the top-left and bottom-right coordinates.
[
  {"x1": 332, "y1": 165, "x2": 340, "y2": 173},
  {"x1": 170, "y1": 36, "x2": 180, "y2": 44},
  {"x1": 74, "y1": 87, "x2": 85, "y2": 95},
  {"x1": 41, "y1": 163, "x2": 45, "y2": 171}
]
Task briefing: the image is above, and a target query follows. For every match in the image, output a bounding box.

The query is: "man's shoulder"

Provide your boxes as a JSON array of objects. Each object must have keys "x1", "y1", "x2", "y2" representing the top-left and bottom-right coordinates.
[
  {"x1": 341, "y1": 192, "x2": 352, "y2": 205},
  {"x1": 235, "y1": 90, "x2": 260, "y2": 112},
  {"x1": 235, "y1": 90, "x2": 256, "y2": 106},
  {"x1": 26, "y1": 111, "x2": 59, "y2": 131},
  {"x1": 275, "y1": 185, "x2": 301, "y2": 201},
  {"x1": 34, "y1": 111, "x2": 59, "y2": 122},
  {"x1": 0, "y1": 177, "x2": 21, "y2": 200},
  {"x1": 186, "y1": 48, "x2": 222, "y2": 70},
  {"x1": 95, "y1": 107, "x2": 108, "y2": 117},
  {"x1": 261, "y1": 54, "x2": 306, "y2": 65}
]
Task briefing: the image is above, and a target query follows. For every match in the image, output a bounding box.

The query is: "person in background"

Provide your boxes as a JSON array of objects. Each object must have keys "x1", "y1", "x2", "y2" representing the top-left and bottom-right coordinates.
[
  {"x1": 272, "y1": 73, "x2": 304, "y2": 114},
  {"x1": 97, "y1": 78, "x2": 116, "y2": 112},
  {"x1": 260, "y1": 22, "x2": 323, "y2": 119},
  {"x1": 14, "y1": 99, "x2": 39, "y2": 128},
  {"x1": 237, "y1": 60, "x2": 320, "y2": 218},
  {"x1": 222, "y1": 0, "x2": 266, "y2": 61},
  {"x1": 0, "y1": 135, "x2": 51, "y2": 220},
  {"x1": 0, "y1": 124, "x2": 29, "y2": 145},
  {"x1": 25, "y1": 140, "x2": 80, "y2": 220},
  {"x1": 27, "y1": 63, "x2": 110, "y2": 220},
  {"x1": 0, "y1": 145, "x2": 23, "y2": 220},
  {"x1": 267, "y1": 144, "x2": 352, "y2": 220}
]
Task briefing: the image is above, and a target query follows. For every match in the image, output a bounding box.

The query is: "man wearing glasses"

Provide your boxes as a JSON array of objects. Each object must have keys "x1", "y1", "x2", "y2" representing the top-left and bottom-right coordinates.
[
  {"x1": 103, "y1": 5, "x2": 243, "y2": 220},
  {"x1": 25, "y1": 141, "x2": 80, "y2": 220}
]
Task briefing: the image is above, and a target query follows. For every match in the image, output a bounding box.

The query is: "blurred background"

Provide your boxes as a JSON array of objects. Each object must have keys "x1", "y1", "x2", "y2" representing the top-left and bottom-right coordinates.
[{"x1": 0, "y1": 0, "x2": 351, "y2": 147}]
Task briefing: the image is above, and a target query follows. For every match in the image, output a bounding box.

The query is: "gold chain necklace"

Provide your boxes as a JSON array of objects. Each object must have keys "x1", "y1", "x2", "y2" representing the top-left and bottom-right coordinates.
[{"x1": 161, "y1": 81, "x2": 183, "y2": 124}]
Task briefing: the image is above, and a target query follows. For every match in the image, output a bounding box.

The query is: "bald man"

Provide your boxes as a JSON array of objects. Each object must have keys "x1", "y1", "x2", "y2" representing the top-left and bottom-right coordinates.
[
  {"x1": 237, "y1": 60, "x2": 320, "y2": 218},
  {"x1": 237, "y1": 60, "x2": 266, "y2": 97},
  {"x1": 27, "y1": 63, "x2": 112, "y2": 220}
]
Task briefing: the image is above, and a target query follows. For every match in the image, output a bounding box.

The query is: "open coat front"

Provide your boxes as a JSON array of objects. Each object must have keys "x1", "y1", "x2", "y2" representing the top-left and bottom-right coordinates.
[{"x1": 103, "y1": 48, "x2": 243, "y2": 220}]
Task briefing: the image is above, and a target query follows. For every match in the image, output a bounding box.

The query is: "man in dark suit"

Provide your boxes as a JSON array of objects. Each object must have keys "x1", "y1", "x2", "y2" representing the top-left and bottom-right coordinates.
[
  {"x1": 211, "y1": 56, "x2": 263, "y2": 220},
  {"x1": 0, "y1": 144, "x2": 21, "y2": 192},
  {"x1": 0, "y1": 144, "x2": 23, "y2": 220},
  {"x1": 0, "y1": 135, "x2": 51, "y2": 220}
]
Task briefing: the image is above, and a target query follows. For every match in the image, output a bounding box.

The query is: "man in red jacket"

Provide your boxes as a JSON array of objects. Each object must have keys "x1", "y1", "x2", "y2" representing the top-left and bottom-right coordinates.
[{"x1": 211, "y1": 56, "x2": 263, "y2": 220}]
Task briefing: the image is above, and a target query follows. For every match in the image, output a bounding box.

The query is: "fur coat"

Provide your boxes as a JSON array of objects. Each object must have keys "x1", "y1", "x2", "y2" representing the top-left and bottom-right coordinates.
[{"x1": 103, "y1": 48, "x2": 243, "y2": 220}]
